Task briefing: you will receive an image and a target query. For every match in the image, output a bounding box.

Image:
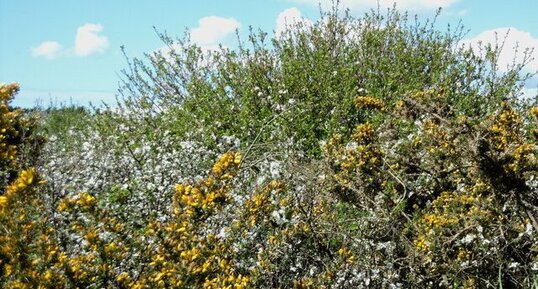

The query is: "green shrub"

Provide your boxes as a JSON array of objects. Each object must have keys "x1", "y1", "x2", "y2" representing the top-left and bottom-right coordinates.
[{"x1": 119, "y1": 8, "x2": 531, "y2": 157}]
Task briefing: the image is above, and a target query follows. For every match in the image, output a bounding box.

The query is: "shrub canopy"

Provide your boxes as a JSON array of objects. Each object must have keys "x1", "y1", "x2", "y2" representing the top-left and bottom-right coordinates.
[{"x1": 2, "y1": 6, "x2": 538, "y2": 288}]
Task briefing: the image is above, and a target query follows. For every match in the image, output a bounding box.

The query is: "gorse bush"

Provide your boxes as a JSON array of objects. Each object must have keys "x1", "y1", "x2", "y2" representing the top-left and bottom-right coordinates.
[
  {"x1": 0, "y1": 83, "x2": 47, "y2": 288},
  {"x1": 324, "y1": 90, "x2": 538, "y2": 287},
  {"x1": 0, "y1": 84, "x2": 43, "y2": 186},
  {"x1": 2, "y1": 5, "x2": 538, "y2": 288}
]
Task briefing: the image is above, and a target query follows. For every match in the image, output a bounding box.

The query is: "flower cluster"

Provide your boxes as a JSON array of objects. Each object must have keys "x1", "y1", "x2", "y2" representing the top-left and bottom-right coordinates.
[
  {"x1": 354, "y1": 96, "x2": 384, "y2": 110},
  {"x1": 0, "y1": 83, "x2": 22, "y2": 170},
  {"x1": 489, "y1": 103, "x2": 522, "y2": 150},
  {"x1": 530, "y1": 106, "x2": 538, "y2": 119}
]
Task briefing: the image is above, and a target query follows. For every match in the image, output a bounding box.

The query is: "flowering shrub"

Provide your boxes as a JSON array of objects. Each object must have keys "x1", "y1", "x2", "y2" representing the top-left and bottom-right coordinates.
[
  {"x1": 323, "y1": 88, "x2": 538, "y2": 287},
  {"x1": 0, "y1": 83, "x2": 43, "y2": 186},
  {"x1": 3, "y1": 5, "x2": 538, "y2": 289},
  {"x1": 120, "y1": 7, "x2": 531, "y2": 158},
  {"x1": 0, "y1": 83, "x2": 48, "y2": 288},
  {"x1": 37, "y1": 105, "x2": 229, "y2": 228}
]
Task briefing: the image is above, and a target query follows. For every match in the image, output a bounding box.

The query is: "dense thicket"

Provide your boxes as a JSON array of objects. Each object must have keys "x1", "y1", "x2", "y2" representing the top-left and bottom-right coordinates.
[{"x1": 2, "y1": 6, "x2": 538, "y2": 288}]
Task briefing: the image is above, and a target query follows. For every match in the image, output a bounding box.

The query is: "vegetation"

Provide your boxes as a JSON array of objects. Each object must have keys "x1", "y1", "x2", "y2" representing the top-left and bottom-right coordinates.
[{"x1": 1, "y1": 6, "x2": 538, "y2": 288}]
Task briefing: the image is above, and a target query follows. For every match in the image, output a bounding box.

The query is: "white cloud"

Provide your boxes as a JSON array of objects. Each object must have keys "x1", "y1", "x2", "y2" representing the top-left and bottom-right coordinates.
[
  {"x1": 75, "y1": 23, "x2": 109, "y2": 56},
  {"x1": 190, "y1": 16, "x2": 241, "y2": 51},
  {"x1": 289, "y1": 0, "x2": 459, "y2": 11},
  {"x1": 31, "y1": 41, "x2": 63, "y2": 59},
  {"x1": 276, "y1": 7, "x2": 312, "y2": 36},
  {"x1": 31, "y1": 23, "x2": 109, "y2": 59},
  {"x1": 155, "y1": 16, "x2": 240, "y2": 60},
  {"x1": 460, "y1": 27, "x2": 538, "y2": 73}
]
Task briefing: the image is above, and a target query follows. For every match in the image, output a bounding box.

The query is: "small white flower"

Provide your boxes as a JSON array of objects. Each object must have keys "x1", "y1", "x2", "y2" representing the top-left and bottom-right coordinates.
[
  {"x1": 526, "y1": 223, "x2": 533, "y2": 235},
  {"x1": 256, "y1": 176, "x2": 266, "y2": 185},
  {"x1": 290, "y1": 266, "x2": 297, "y2": 272},
  {"x1": 532, "y1": 262, "x2": 538, "y2": 271},
  {"x1": 217, "y1": 227, "x2": 228, "y2": 239},
  {"x1": 269, "y1": 161, "x2": 281, "y2": 178},
  {"x1": 462, "y1": 234, "x2": 476, "y2": 244},
  {"x1": 346, "y1": 141, "x2": 358, "y2": 150},
  {"x1": 271, "y1": 209, "x2": 287, "y2": 225}
]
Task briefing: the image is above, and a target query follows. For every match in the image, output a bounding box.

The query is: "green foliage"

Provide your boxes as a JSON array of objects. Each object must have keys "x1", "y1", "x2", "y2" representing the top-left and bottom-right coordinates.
[
  {"x1": 3, "y1": 5, "x2": 538, "y2": 289},
  {"x1": 37, "y1": 106, "x2": 91, "y2": 136},
  {"x1": 119, "y1": 8, "x2": 531, "y2": 158}
]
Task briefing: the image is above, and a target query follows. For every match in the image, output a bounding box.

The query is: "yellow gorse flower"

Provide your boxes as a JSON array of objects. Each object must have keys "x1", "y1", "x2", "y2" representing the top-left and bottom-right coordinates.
[
  {"x1": 0, "y1": 83, "x2": 19, "y2": 102},
  {"x1": 351, "y1": 123, "x2": 374, "y2": 143},
  {"x1": 530, "y1": 106, "x2": 538, "y2": 119},
  {"x1": 71, "y1": 192, "x2": 97, "y2": 210},
  {"x1": 4, "y1": 168, "x2": 38, "y2": 199},
  {"x1": 212, "y1": 151, "x2": 241, "y2": 176},
  {"x1": 354, "y1": 96, "x2": 384, "y2": 110},
  {"x1": 0, "y1": 195, "x2": 7, "y2": 211},
  {"x1": 489, "y1": 103, "x2": 522, "y2": 150}
]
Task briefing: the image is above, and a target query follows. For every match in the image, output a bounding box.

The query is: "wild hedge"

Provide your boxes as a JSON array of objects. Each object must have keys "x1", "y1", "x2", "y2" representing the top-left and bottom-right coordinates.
[{"x1": 2, "y1": 6, "x2": 538, "y2": 288}]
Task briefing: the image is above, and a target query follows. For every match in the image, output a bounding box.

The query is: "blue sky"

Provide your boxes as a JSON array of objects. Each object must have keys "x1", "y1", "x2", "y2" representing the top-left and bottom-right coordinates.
[{"x1": 1, "y1": 0, "x2": 537, "y2": 107}]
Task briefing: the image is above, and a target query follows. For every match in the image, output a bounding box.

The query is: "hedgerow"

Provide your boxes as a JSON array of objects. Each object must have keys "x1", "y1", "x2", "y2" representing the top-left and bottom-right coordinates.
[{"x1": 2, "y1": 4, "x2": 538, "y2": 288}]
